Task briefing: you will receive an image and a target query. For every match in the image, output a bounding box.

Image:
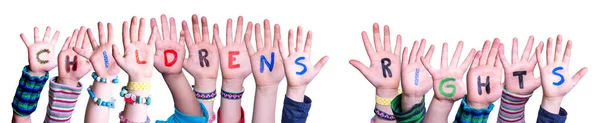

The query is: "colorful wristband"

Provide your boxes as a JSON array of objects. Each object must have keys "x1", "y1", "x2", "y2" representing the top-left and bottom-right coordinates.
[
  {"x1": 498, "y1": 88, "x2": 532, "y2": 123},
  {"x1": 127, "y1": 82, "x2": 150, "y2": 91},
  {"x1": 87, "y1": 86, "x2": 116, "y2": 108},
  {"x1": 45, "y1": 77, "x2": 83, "y2": 123},
  {"x1": 12, "y1": 65, "x2": 49, "y2": 116},
  {"x1": 455, "y1": 96, "x2": 494, "y2": 123},
  {"x1": 192, "y1": 85, "x2": 217, "y2": 101},
  {"x1": 120, "y1": 86, "x2": 152, "y2": 105},
  {"x1": 119, "y1": 111, "x2": 150, "y2": 123},
  {"x1": 221, "y1": 88, "x2": 244, "y2": 100},
  {"x1": 374, "y1": 107, "x2": 396, "y2": 120},
  {"x1": 91, "y1": 72, "x2": 119, "y2": 84},
  {"x1": 375, "y1": 89, "x2": 402, "y2": 106}
]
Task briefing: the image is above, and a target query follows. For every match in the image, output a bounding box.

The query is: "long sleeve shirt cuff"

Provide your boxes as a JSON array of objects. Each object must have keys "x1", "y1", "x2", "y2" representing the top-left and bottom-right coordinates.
[
  {"x1": 454, "y1": 96, "x2": 494, "y2": 123},
  {"x1": 156, "y1": 101, "x2": 209, "y2": 123},
  {"x1": 44, "y1": 77, "x2": 82, "y2": 123},
  {"x1": 282, "y1": 95, "x2": 312, "y2": 123},
  {"x1": 536, "y1": 106, "x2": 567, "y2": 123},
  {"x1": 498, "y1": 88, "x2": 532, "y2": 123},
  {"x1": 390, "y1": 94, "x2": 426, "y2": 123}
]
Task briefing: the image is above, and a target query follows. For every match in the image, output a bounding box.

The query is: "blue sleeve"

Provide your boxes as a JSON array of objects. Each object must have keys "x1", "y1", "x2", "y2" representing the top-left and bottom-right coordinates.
[
  {"x1": 453, "y1": 96, "x2": 494, "y2": 123},
  {"x1": 536, "y1": 106, "x2": 567, "y2": 123},
  {"x1": 281, "y1": 95, "x2": 312, "y2": 123},
  {"x1": 156, "y1": 101, "x2": 209, "y2": 123}
]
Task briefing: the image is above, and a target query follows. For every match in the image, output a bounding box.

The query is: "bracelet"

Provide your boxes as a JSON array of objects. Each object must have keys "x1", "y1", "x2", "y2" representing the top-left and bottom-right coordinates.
[
  {"x1": 120, "y1": 86, "x2": 151, "y2": 105},
  {"x1": 91, "y1": 72, "x2": 119, "y2": 84},
  {"x1": 192, "y1": 85, "x2": 217, "y2": 101},
  {"x1": 374, "y1": 107, "x2": 396, "y2": 121},
  {"x1": 119, "y1": 111, "x2": 150, "y2": 123},
  {"x1": 87, "y1": 86, "x2": 115, "y2": 108},
  {"x1": 221, "y1": 88, "x2": 244, "y2": 100},
  {"x1": 375, "y1": 89, "x2": 402, "y2": 106},
  {"x1": 126, "y1": 82, "x2": 150, "y2": 91}
]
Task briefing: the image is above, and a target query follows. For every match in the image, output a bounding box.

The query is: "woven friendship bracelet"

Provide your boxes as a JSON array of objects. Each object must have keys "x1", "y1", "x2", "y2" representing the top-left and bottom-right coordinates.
[
  {"x1": 91, "y1": 72, "x2": 119, "y2": 84},
  {"x1": 191, "y1": 85, "x2": 217, "y2": 101},
  {"x1": 12, "y1": 66, "x2": 49, "y2": 116},
  {"x1": 87, "y1": 86, "x2": 116, "y2": 108},
  {"x1": 221, "y1": 88, "x2": 244, "y2": 100},
  {"x1": 120, "y1": 86, "x2": 151, "y2": 105},
  {"x1": 127, "y1": 82, "x2": 150, "y2": 91},
  {"x1": 119, "y1": 111, "x2": 150, "y2": 123},
  {"x1": 374, "y1": 107, "x2": 396, "y2": 120}
]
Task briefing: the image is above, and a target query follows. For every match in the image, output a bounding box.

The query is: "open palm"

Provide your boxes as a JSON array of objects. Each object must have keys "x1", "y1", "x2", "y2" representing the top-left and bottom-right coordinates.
[
  {"x1": 536, "y1": 35, "x2": 587, "y2": 99},
  {"x1": 152, "y1": 15, "x2": 186, "y2": 75},
  {"x1": 112, "y1": 17, "x2": 156, "y2": 80},
  {"x1": 421, "y1": 41, "x2": 475, "y2": 101},
  {"x1": 74, "y1": 22, "x2": 121, "y2": 77},
  {"x1": 466, "y1": 40, "x2": 503, "y2": 108},
  {"x1": 246, "y1": 20, "x2": 285, "y2": 86},
  {"x1": 280, "y1": 26, "x2": 329, "y2": 87},
  {"x1": 183, "y1": 15, "x2": 220, "y2": 79},
  {"x1": 57, "y1": 27, "x2": 93, "y2": 84},
  {"x1": 20, "y1": 27, "x2": 60, "y2": 73},
  {"x1": 215, "y1": 16, "x2": 252, "y2": 80},
  {"x1": 401, "y1": 40, "x2": 433, "y2": 97},
  {"x1": 498, "y1": 36, "x2": 540, "y2": 95}
]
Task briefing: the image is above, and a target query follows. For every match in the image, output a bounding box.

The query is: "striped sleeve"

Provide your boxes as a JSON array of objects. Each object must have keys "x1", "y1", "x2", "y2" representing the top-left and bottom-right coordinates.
[
  {"x1": 497, "y1": 88, "x2": 532, "y2": 123},
  {"x1": 390, "y1": 94, "x2": 426, "y2": 123},
  {"x1": 453, "y1": 96, "x2": 494, "y2": 123},
  {"x1": 44, "y1": 77, "x2": 82, "y2": 123}
]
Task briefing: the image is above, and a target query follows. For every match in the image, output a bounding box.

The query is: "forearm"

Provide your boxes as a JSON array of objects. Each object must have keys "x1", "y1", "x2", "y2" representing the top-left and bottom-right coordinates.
[
  {"x1": 83, "y1": 75, "x2": 115, "y2": 123},
  {"x1": 401, "y1": 95, "x2": 424, "y2": 112},
  {"x1": 163, "y1": 73, "x2": 203, "y2": 116},
  {"x1": 194, "y1": 78, "x2": 217, "y2": 117},
  {"x1": 12, "y1": 66, "x2": 49, "y2": 123},
  {"x1": 46, "y1": 77, "x2": 82, "y2": 123},
  {"x1": 252, "y1": 85, "x2": 279, "y2": 123},
  {"x1": 497, "y1": 88, "x2": 532, "y2": 123},
  {"x1": 219, "y1": 79, "x2": 244, "y2": 122},
  {"x1": 122, "y1": 77, "x2": 151, "y2": 122},
  {"x1": 374, "y1": 89, "x2": 396, "y2": 123},
  {"x1": 423, "y1": 98, "x2": 454, "y2": 123}
]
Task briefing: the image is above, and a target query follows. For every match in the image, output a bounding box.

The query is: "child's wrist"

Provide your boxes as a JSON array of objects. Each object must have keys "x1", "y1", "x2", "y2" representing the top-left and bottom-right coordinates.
[
  {"x1": 286, "y1": 86, "x2": 306, "y2": 102},
  {"x1": 541, "y1": 96, "x2": 563, "y2": 114},
  {"x1": 57, "y1": 76, "x2": 80, "y2": 87},
  {"x1": 222, "y1": 79, "x2": 244, "y2": 92},
  {"x1": 194, "y1": 78, "x2": 217, "y2": 92},
  {"x1": 376, "y1": 88, "x2": 398, "y2": 98},
  {"x1": 27, "y1": 69, "x2": 47, "y2": 77},
  {"x1": 128, "y1": 77, "x2": 151, "y2": 83}
]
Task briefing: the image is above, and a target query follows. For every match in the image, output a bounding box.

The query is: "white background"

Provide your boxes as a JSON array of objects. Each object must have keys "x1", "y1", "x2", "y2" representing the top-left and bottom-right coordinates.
[{"x1": 0, "y1": 0, "x2": 598, "y2": 122}]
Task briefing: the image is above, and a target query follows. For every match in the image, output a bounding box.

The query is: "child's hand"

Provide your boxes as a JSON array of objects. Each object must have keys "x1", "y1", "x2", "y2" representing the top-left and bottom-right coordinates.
[
  {"x1": 401, "y1": 40, "x2": 433, "y2": 99},
  {"x1": 245, "y1": 20, "x2": 285, "y2": 87},
  {"x1": 57, "y1": 27, "x2": 93, "y2": 85},
  {"x1": 182, "y1": 15, "x2": 219, "y2": 80},
  {"x1": 421, "y1": 41, "x2": 475, "y2": 101},
  {"x1": 349, "y1": 23, "x2": 402, "y2": 94},
  {"x1": 279, "y1": 26, "x2": 328, "y2": 88},
  {"x1": 20, "y1": 27, "x2": 60, "y2": 75},
  {"x1": 152, "y1": 14, "x2": 186, "y2": 75},
  {"x1": 466, "y1": 39, "x2": 504, "y2": 108},
  {"x1": 112, "y1": 17, "x2": 157, "y2": 82},
  {"x1": 536, "y1": 35, "x2": 587, "y2": 101},
  {"x1": 215, "y1": 16, "x2": 253, "y2": 82},
  {"x1": 498, "y1": 36, "x2": 540, "y2": 95},
  {"x1": 73, "y1": 22, "x2": 121, "y2": 78}
]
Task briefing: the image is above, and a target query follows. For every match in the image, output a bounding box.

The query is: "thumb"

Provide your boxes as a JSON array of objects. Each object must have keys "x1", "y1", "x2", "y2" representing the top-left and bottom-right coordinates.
[
  {"x1": 111, "y1": 44, "x2": 126, "y2": 67},
  {"x1": 571, "y1": 67, "x2": 588, "y2": 86},
  {"x1": 313, "y1": 56, "x2": 329, "y2": 74},
  {"x1": 349, "y1": 59, "x2": 369, "y2": 76}
]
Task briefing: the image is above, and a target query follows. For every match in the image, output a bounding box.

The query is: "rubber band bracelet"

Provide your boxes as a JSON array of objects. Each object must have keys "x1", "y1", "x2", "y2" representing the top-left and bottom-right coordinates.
[
  {"x1": 119, "y1": 86, "x2": 151, "y2": 105},
  {"x1": 87, "y1": 86, "x2": 115, "y2": 108},
  {"x1": 91, "y1": 72, "x2": 119, "y2": 84},
  {"x1": 221, "y1": 88, "x2": 244, "y2": 100},
  {"x1": 119, "y1": 111, "x2": 150, "y2": 123},
  {"x1": 374, "y1": 107, "x2": 395, "y2": 120},
  {"x1": 191, "y1": 85, "x2": 217, "y2": 101}
]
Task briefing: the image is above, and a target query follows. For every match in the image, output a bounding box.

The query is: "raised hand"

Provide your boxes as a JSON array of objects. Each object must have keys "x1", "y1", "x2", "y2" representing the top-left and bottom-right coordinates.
[
  {"x1": 466, "y1": 39, "x2": 504, "y2": 108},
  {"x1": 245, "y1": 19, "x2": 285, "y2": 86},
  {"x1": 421, "y1": 41, "x2": 475, "y2": 101},
  {"x1": 400, "y1": 39, "x2": 433, "y2": 101},
  {"x1": 74, "y1": 22, "x2": 121, "y2": 78},
  {"x1": 57, "y1": 27, "x2": 93, "y2": 85},
  {"x1": 215, "y1": 16, "x2": 253, "y2": 81},
  {"x1": 498, "y1": 36, "x2": 540, "y2": 95},
  {"x1": 183, "y1": 15, "x2": 219, "y2": 80},
  {"x1": 152, "y1": 14, "x2": 186, "y2": 75},
  {"x1": 112, "y1": 17, "x2": 157, "y2": 82},
  {"x1": 279, "y1": 26, "x2": 328, "y2": 88},
  {"x1": 536, "y1": 35, "x2": 587, "y2": 103},
  {"x1": 20, "y1": 27, "x2": 60, "y2": 75},
  {"x1": 349, "y1": 23, "x2": 402, "y2": 92}
]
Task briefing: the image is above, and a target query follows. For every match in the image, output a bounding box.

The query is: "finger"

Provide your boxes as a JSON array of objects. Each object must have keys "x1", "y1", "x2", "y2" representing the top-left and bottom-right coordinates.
[
  {"x1": 416, "y1": 39, "x2": 427, "y2": 63},
  {"x1": 441, "y1": 43, "x2": 448, "y2": 68},
  {"x1": 487, "y1": 39, "x2": 500, "y2": 66},
  {"x1": 214, "y1": 24, "x2": 223, "y2": 49},
  {"x1": 361, "y1": 31, "x2": 375, "y2": 56},
  {"x1": 393, "y1": 35, "x2": 402, "y2": 55},
  {"x1": 528, "y1": 52, "x2": 538, "y2": 67},
  {"x1": 450, "y1": 41, "x2": 464, "y2": 67},
  {"x1": 234, "y1": 16, "x2": 244, "y2": 43},
  {"x1": 243, "y1": 21, "x2": 253, "y2": 48},
  {"x1": 424, "y1": 44, "x2": 435, "y2": 66},
  {"x1": 401, "y1": 47, "x2": 409, "y2": 65},
  {"x1": 479, "y1": 40, "x2": 490, "y2": 66},
  {"x1": 554, "y1": 35, "x2": 563, "y2": 63},
  {"x1": 522, "y1": 36, "x2": 534, "y2": 62},
  {"x1": 138, "y1": 18, "x2": 146, "y2": 43},
  {"x1": 511, "y1": 37, "x2": 519, "y2": 64},
  {"x1": 408, "y1": 41, "x2": 418, "y2": 63},
  {"x1": 69, "y1": 29, "x2": 78, "y2": 48},
  {"x1": 20, "y1": 33, "x2": 32, "y2": 46},
  {"x1": 169, "y1": 17, "x2": 177, "y2": 41},
  {"x1": 201, "y1": 16, "x2": 209, "y2": 43},
  {"x1": 420, "y1": 56, "x2": 435, "y2": 74},
  {"x1": 122, "y1": 21, "x2": 131, "y2": 44},
  {"x1": 75, "y1": 27, "x2": 86, "y2": 49},
  {"x1": 160, "y1": 15, "x2": 169, "y2": 40},
  {"x1": 278, "y1": 36, "x2": 287, "y2": 57},
  {"x1": 182, "y1": 21, "x2": 194, "y2": 48},
  {"x1": 34, "y1": 27, "x2": 40, "y2": 42},
  {"x1": 42, "y1": 26, "x2": 51, "y2": 42},
  {"x1": 494, "y1": 54, "x2": 502, "y2": 68},
  {"x1": 546, "y1": 37, "x2": 554, "y2": 64},
  {"x1": 191, "y1": 15, "x2": 201, "y2": 43},
  {"x1": 304, "y1": 30, "x2": 312, "y2": 53},
  {"x1": 571, "y1": 67, "x2": 588, "y2": 85},
  {"x1": 471, "y1": 51, "x2": 482, "y2": 68},
  {"x1": 295, "y1": 26, "x2": 304, "y2": 52},
  {"x1": 179, "y1": 30, "x2": 186, "y2": 46},
  {"x1": 107, "y1": 23, "x2": 114, "y2": 44},
  {"x1": 73, "y1": 47, "x2": 91, "y2": 59},
  {"x1": 111, "y1": 44, "x2": 126, "y2": 67},
  {"x1": 82, "y1": 32, "x2": 91, "y2": 50},
  {"x1": 254, "y1": 23, "x2": 264, "y2": 51},
  {"x1": 535, "y1": 42, "x2": 545, "y2": 68},
  {"x1": 349, "y1": 60, "x2": 370, "y2": 76},
  {"x1": 460, "y1": 49, "x2": 476, "y2": 72},
  {"x1": 130, "y1": 16, "x2": 139, "y2": 42},
  {"x1": 383, "y1": 25, "x2": 391, "y2": 51},
  {"x1": 563, "y1": 40, "x2": 572, "y2": 64},
  {"x1": 499, "y1": 44, "x2": 510, "y2": 69},
  {"x1": 274, "y1": 24, "x2": 282, "y2": 48},
  {"x1": 263, "y1": 19, "x2": 272, "y2": 48},
  {"x1": 97, "y1": 22, "x2": 106, "y2": 44},
  {"x1": 287, "y1": 29, "x2": 295, "y2": 55},
  {"x1": 50, "y1": 31, "x2": 60, "y2": 45},
  {"x1": 148, "y1": 25, "x2": 158, "y2": 46},
  {"x1": 372, "y1": 23, "x2": 383, "y2": 52},
  {"x1": 225, "y1": 18, "x2": 233, "y2": 45},
  {"x1": 314, "y1": 56, "x2": 329, "y2": 74},
  {"x1": 61, "y1": 37, "x2": 71, "y2": 50},
  {"x1": 87, "y1": 29, "x2": 99, "y2": 49}
]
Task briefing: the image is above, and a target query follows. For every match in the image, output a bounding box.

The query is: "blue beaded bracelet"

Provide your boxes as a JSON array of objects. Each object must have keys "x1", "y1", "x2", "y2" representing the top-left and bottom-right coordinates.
[
  {"x1": 87, "y1": 86, "x2": 115, "y2": 108},
  {"x1": 119, "y1": 86, "x2": 151, "y2": 105},
  {"x1": 91, "y1": 72, "x2": 119, "y2": 84}
]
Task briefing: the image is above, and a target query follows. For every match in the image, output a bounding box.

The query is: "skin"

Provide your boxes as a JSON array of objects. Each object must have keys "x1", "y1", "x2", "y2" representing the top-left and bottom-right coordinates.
[
  {"x1": 246, "y1": 19, "x2": 285, "y2": 123},
  {"x1": 13, "y1": 26, "x2": 60, "y2": 123},
  {"x1": 151, "y1": 14, "x2": 203, "y2": 116},
  {"x1": 400, "y1": 39, "x2": 433, "y2": 112},
  {"x1": 466, "y1": 39, "x2": 504, "y2": 109},
  {"x1": 214, "y1": 16, "x2": 253, "y2": 123},
  {"x1": 349, "y1": 23, "x2": 401, "y2": 123},
  {"x1": 112, "y1": 16, "x2": 157, "y2": 122},
  {"x1": 536, "y1": 35, "x2": 587, "y2": 114},
  {"x1": 182, "y1": 15, "x2": 220, "y2": 118},
  {"x1": 421, "y1": 41, "x2": 475, "y2": 123}
]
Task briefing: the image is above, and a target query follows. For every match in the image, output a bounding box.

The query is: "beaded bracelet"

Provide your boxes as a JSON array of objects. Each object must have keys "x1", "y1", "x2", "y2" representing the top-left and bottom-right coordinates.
[
  {"x1": 87, "y1": 86, "x2": 115, "y2": 108},
  {"x1": 374, "y1": 107, "x2": 395, "y2": 120},
  {"x1": 126, "y1": 82, "x2": 150, "y2": 91},
  {"x1": 91, "y1": 72, "x2": 119, "y2": 84},
  {"x1": 119, "y1": 86, "x2": 151, "y2": 105},
  {"x1": 221, "y1": 88, "x2": 244, "y2": 100},
  {"x1": 119, "y1": 111, "x2": 150, "y2": 123},
  {"x1": 192, "y1": 85, "x2": 217, "y2": 101}
]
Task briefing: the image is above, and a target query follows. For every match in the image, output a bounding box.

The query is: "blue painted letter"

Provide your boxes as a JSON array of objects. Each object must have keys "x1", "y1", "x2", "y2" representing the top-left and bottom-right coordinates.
[
  {"x1": 103, "y1": 51, "x2": 109, "y2": 68},
  {"x1": 295, "y1": 56, "x2": 307, "y2": 75},
  {"x1": 552, "y1": 66, "x2": 565, "y2": 86},
  {"x1": 260, "y1": 52, "x2": 275, "y2": 73}
]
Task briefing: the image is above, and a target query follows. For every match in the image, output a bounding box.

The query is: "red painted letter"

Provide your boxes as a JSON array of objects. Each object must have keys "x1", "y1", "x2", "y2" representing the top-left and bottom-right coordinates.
[
  {"x1": 228, "y1": 51, "x2": 240, "y2": 68},
  {"x1": 164, "y1": 50, "x2": 177, "y2": 67},
  {"x1": 135, "y1": 50, "x2": 147, "y2": 64}
]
